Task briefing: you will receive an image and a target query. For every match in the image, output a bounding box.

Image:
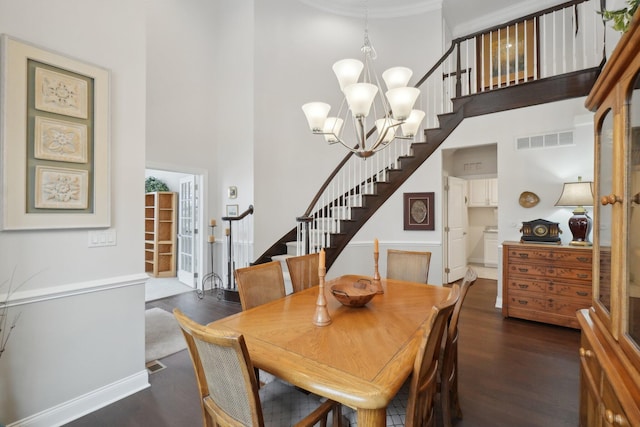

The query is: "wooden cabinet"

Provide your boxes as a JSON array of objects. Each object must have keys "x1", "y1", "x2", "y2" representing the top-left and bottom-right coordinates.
[
  {"x1": 468, "y1": 178, "x2": 498, "y2": 207},
  {"x1": 502, "y1": 241, "x2": 592, "y2": 329},
  {"x1": 577, "y1": 10, "x2": 640, "y2": 427},
  {"x1": 145, "y1": 191, "x2": 177, "y2": 277}
]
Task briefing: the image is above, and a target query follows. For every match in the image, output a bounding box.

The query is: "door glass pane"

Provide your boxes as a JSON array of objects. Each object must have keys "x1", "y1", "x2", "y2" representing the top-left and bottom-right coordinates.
[
  {"x1": 598, "y1": 109, "x2": 613, "y2": 313},
  {"x1": 628, "y1": 72, "x2": 640, "y2": 344}
]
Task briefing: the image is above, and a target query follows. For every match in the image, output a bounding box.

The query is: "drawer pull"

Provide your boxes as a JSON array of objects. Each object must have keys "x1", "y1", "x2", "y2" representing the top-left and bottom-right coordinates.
[
  {"x1": 518, "y1": 268, "x2": 529, "y2": 273},
  {"x1": 517, "y1": 299, "x2": 528, "y2": 305},
  {"x1": 517, "y1": 253, "x2": 529, "y2": 259},
  {"x1": 518, "y1": 284, "x2": 529, "y2": 289},
  {"x1": 577, "y1": 274, "x2": 589, "y2": 279},
  {"x1": 579, "y1": 347, "x2": 593, "y2": 358},
  {"x1": 576, "y1": 257, "x2": 590, "y2": 263},
  {"x1": 604, "y1": 409, "x2": 629, "y2": 426},
  {"x1": 576, "y1": 291, "x2": 589, "y2": 297}
]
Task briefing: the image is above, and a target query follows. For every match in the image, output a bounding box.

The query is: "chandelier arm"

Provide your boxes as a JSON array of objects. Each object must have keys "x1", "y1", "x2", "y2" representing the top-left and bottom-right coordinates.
[
  {"x1": 325, "y1": 134, "x2": 363, "y2": 155},
  {"x1": 369, "y1": 120, "x2": 404, "y2": 152}
]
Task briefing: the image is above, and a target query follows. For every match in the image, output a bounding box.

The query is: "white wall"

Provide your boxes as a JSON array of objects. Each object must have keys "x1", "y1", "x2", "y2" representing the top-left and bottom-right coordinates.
[
  {"x1": 253, "y1": 0, "x2": 444, "y2": 260},
  {"x1": 0, "y1": 0, "x2": 147, "y2": 424}
]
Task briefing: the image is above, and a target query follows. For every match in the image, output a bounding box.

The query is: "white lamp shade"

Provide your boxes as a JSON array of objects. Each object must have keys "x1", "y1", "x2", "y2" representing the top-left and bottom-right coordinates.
[
  {"x1": 382, "y1": 66, "x2": 413, "y2": 90},
  {"x1": 332, "y1": 59, "x2": 364, "y2": 92},
  {"x1": 375, "y1": 118, "x2": 398, "y2": 143},
  {"x1": 323, "y1": 117, "x2": 344, "y2": 143},
  {"x1": 400, "y1": 109, "x2": 426, "y2": 137},
  {"x1": 302, "y1": 102, "x2": 331, "y2": 132},
  {"x1": 344, "y1": 83, "x2": 378, "y2": 117},
  {"x1": 386, "y1": 87, "x2": 420, "y2": 120},
  {"x1": 555, "y1": 180, "x2": 594, "y2": 207}
]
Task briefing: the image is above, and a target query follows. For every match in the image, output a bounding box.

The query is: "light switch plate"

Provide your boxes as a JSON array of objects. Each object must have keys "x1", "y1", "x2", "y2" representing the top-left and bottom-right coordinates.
[{"x1": 88, "y1": 229, "x2": 117, "y2": 247}]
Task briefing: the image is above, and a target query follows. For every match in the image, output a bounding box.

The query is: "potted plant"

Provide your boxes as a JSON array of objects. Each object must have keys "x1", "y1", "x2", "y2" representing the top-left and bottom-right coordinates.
[{"x1": 145, "y1": 176, "x2": 169, "y2": 193}]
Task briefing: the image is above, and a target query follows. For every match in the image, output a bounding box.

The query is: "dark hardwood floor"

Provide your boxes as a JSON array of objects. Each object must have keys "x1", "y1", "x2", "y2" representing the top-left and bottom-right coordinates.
[{"x1": 66, "y1": 278, "x2": 580, "y2": 426}]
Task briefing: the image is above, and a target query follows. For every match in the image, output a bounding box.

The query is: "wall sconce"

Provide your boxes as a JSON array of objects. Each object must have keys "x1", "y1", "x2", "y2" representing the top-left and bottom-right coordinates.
[{"x1": 554, "y1": 176, "x2": 594, "y2": 246}]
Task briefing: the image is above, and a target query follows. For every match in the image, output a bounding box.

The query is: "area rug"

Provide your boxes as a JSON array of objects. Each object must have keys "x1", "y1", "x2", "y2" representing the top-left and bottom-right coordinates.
[{"x1": 145, "y1": 307, "x2": 187, "y2": 362}]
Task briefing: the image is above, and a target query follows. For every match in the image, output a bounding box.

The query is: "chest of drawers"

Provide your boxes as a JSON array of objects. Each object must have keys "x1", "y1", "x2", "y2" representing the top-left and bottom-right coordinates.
[{"x1": 502, "y1": 241, "x2": 592, "y2": 328}]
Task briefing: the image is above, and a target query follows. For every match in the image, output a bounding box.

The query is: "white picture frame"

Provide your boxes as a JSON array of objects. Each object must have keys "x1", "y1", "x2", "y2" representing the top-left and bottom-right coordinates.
[{"x1": 1, "y1": 34, "x2": 110, "y2": 229}]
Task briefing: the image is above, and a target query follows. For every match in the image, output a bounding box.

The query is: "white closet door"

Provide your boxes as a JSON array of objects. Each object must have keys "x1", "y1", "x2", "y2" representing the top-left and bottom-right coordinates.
[{"x1": 446, "y1": 176, "x2": 468, "y2": 283}]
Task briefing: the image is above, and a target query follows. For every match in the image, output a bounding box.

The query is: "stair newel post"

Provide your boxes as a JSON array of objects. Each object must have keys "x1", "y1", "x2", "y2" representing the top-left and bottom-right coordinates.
[
  {"x1": 225, "y1": 224, "x2": 233, "y2": 290},
  {"x1": 455, "y1": 40, "x2": 462, "y2": 98},
  {"x1": 296, "y1": 216, "x2": 313, "y2": 255},
  {"x1": 221, "y1": 205, "x2": 254, "y2": 294},
  {"x1": 313, "y1": 248, "x2": 332, "y2": 326}
]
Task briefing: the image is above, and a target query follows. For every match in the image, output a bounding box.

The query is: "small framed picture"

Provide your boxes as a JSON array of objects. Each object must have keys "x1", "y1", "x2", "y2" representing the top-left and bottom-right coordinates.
[
  {"x1": 404, "y1": 192, "x2": 435, "y2": 231},
  {"x1": 228, "y1": 186, "x2": 237, "y2": 199},
  {"x1": 226, "y1": 204, "x2": 239, "y2": 217}
]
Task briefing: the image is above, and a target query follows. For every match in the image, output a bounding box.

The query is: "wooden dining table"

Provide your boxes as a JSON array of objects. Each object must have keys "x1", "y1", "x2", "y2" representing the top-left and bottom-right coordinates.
[{"x1": 208, "y1": 274, "x2": 451, "y2": 426}]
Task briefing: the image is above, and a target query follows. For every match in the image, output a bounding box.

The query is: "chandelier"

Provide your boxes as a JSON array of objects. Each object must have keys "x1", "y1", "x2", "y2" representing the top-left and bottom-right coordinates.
[{"x1": 302, "y1": 17, "x2": 424, "y2": 159}]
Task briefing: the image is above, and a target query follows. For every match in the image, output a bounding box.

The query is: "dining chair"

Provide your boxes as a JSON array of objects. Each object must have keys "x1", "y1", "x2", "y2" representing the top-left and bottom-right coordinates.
[
  {"x1": 344, "y1": 284, "x2": 460, "y2": 427},
  {"x1": 173, "y1": 308, "x2": 342, "y2": 427},
  {"x1": 235, "y1": 261, "x2": 286, "y2": 311},
  {"x1": 386, "y1": 249, "x2": 432, "y2": 283},
  {"x1": 440, "y1": 267, "x2": 478, "y2": 427},
  {"x1": 286, "y1": 253, "x2": 319, "y2": 293}
]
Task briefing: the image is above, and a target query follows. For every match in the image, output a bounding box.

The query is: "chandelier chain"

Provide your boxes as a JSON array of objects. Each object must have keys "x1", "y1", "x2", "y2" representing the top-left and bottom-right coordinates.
[{"x1": 362, "y1": 0, "x2": 377, "y2": 60}]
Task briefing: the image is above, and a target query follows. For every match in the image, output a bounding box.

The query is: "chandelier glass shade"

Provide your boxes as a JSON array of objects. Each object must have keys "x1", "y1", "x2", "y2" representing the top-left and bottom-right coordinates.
[{"x1": 302, "y1": 34, "x2": 424, "y2": 159}]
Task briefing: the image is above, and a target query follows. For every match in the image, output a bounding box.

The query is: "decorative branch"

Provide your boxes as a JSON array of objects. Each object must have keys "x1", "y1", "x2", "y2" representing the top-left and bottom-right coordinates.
[
  {"x1": 600, "y1": 0, "x2": 639, "y2": 33},
  {"x1": 0, "y1": 267, "x2": 40, "y2": 360}
]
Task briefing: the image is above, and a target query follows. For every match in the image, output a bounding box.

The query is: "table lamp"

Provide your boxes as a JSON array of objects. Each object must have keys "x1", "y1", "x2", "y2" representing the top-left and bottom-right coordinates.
[{"x1": 554, "y1": 176, "x2": 594, "y2": 246}]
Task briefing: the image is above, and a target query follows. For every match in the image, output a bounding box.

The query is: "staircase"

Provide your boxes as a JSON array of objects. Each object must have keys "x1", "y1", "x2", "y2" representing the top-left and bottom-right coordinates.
[{"x1": 254, "y1": 0, "x2": 604, "y2": 271}]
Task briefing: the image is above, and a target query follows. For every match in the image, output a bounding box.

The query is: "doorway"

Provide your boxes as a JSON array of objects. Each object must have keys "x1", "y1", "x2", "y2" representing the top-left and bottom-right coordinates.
[
  {"x1": 145, "y1": 165, "x2": 206, "y2": 291},
  {"x1": 442, "y1": 143, "x2": 498, "y2": 283}
]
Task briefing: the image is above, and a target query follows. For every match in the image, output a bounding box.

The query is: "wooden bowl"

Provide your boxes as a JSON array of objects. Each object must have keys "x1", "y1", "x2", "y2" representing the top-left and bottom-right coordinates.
[{"x1": 330, "y1": 279, "x2": 377, "y2": 307}]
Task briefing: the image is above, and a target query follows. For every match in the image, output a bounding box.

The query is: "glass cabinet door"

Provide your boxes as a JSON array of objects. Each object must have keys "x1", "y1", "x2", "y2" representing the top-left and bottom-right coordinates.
[
  {"x1": 597, "y1": 109, "x2": 614, "y2": 315},
  {"x1": 627, "y1": 71, "x2": 640, "y2": 346}
]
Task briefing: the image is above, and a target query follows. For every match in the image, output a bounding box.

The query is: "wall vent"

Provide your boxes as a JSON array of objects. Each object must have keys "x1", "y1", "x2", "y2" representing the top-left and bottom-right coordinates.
[
  {"x1": 516, "y1": 131, "x2": 573, "y2": 150},
  {"x1": 146, "y1": 360, "x2": 166, "y2": 374}
]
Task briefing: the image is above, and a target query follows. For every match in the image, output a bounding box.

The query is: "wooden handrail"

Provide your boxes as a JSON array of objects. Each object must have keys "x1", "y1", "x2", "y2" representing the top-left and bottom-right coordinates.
[
  {"x1": 451, "y1": 0, "x2": 590, "y2": 44},
  {"x1": 222, "y1": 204, "x2": 254, "y2": 222}
]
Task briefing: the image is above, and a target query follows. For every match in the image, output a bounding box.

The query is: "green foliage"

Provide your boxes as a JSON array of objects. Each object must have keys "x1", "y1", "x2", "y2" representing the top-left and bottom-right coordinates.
[
  {"x1": 145, "y1": 176, "x2": 169, "y2": 193},
  {"x1": 600, "y1": 0, "x2": 639, "y2": 33}
]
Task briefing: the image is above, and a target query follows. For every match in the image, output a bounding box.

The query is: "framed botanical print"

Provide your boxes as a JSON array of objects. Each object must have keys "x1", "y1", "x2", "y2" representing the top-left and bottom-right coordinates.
[{"x1": 404, "y1": 192, "x2": 435, "y2": 231}]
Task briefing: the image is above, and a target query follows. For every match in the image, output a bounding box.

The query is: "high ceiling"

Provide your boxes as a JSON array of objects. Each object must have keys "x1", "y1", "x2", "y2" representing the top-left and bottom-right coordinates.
[{"x1": 298, "y1": 0, "x2": 564, "y2": 35}]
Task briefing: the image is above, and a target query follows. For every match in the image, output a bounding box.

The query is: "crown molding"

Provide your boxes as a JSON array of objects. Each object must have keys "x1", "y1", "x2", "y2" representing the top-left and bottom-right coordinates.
[{"x1": 297, "y1": 0, "x2": 442, "y2": 19}]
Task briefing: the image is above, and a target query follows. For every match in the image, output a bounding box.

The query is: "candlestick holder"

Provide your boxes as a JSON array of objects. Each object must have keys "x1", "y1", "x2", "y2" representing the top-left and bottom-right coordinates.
[
  {"x1": 200, "y1": 222, "x2": 223, "y2": 299},
  {"x1": 371, "y1": 251, "x2": 384, "y2": 294},
  {"x1": 313, "y1": 266, "x2": 332, "y2": 326}
]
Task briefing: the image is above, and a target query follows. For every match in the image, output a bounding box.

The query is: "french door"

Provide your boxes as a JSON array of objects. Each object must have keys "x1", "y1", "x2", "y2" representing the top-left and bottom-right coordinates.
[{"x1": 177, "y1": 175, "x2": 197, "y2": 286}]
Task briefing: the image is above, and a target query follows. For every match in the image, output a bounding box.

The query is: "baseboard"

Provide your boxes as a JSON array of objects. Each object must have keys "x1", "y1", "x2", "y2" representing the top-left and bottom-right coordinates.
[{"x1": 8, "y1": 370, "x2": 149, "y2": 427}]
